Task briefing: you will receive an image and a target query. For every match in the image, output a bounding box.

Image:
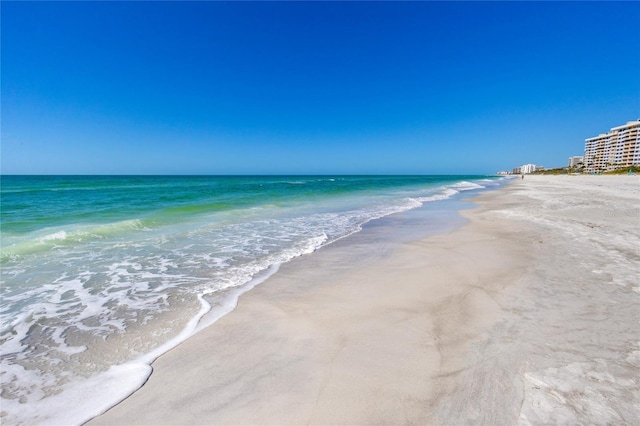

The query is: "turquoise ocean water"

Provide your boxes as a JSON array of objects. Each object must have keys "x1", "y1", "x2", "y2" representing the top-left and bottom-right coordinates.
[{"x1": 1, "y1": 175, "x2": 506, "y2": 424}]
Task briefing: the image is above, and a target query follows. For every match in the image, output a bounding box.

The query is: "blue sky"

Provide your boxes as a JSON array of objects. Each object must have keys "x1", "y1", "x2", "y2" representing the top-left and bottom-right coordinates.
[{"x1": 2, "y1": 1, "x2": 639, "y2": 175}]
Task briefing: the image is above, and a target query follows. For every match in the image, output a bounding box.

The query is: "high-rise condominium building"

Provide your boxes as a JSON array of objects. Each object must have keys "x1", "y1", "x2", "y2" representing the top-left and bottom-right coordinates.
[
  {"x1": 584, "y1": 120, "x2": 639, "y2": 173},
  {"x1": 568, "y1": 156, "x2": 583, "y2": 168}
]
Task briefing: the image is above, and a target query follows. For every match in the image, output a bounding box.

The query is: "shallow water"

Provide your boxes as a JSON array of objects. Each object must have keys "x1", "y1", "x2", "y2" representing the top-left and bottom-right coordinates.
[{"x1": 0, "y1": 175, "x2": 507, "y2": 425}]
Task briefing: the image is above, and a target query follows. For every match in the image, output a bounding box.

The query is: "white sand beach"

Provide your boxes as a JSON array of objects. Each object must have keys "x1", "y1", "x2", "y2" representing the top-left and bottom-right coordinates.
[{"x1": 89, "y1": 175, "x2": 640, "y2": 425}]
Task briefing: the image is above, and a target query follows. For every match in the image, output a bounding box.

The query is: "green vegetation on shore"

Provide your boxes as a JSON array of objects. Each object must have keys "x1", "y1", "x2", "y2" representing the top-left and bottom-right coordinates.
[
  {"x1": 531, "y1": 167, "x2": 572, "y2": 175},
  {"x1": 602, "y1": 165, "x2": 640, "y2": 175},
  {"x1": 531, "y1": 165, "x2": 640, "y2": 175}
]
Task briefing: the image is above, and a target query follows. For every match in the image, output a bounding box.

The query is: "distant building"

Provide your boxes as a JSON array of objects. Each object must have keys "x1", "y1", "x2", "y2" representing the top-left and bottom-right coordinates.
[
  {"x1": 508, "y1": 164, "x2": 540, "y2": 174},
  {"x1": 584, "y1": 120, "x2": 639, "y2": 173},
  {"x1": 568, "y1": 156, "x2": 583, "y2": 168}
]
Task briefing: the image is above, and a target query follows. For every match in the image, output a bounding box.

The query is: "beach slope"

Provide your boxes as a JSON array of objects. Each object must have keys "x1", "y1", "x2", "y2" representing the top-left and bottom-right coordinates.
[{"x1": 89, "y1": 175, "x2": 640, "y2": 425}]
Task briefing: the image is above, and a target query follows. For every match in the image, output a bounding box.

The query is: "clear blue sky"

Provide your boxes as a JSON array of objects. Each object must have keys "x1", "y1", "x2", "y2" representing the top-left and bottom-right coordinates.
[{"x1": 2, "y1": 1, "x2": 639, "y2": 175}]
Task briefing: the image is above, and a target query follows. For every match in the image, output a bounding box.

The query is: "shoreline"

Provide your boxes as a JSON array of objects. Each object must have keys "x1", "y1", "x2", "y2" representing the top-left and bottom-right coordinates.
[
  {"x1": 3, "y1": 176, "x2": 504, "y2": 426},
  {"x1": 88, "y1": 175, "x2": 639, "y2": 425}
]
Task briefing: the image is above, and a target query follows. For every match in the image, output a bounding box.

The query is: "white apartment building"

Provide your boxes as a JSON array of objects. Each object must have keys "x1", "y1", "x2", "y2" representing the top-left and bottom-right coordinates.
[
  {"x1": 520, "y1": 163, "x2": 537, "y2": 174},
  {"x1": 568, "y1": 156, "x2": 583, "y2": 168},
  {"x1": 584, "y1": 120, "x2": 639, "y2": 173}
]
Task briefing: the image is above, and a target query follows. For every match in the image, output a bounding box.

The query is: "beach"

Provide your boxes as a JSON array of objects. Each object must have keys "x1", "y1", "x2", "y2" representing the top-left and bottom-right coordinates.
[{"x1": 87, "y1": 175, "x2": 640, "y2": 425}]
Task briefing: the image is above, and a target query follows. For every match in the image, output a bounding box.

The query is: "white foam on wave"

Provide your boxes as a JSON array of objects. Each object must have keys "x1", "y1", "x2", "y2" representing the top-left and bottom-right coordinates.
[
  {"x1": 0, "y1": 361, "x2": 154, "y2": 426},
  {"x1": 1, "y1": 220, "x2": 149, "y2": 261},
  {"x1": 450, "y1": 181, "x2": 486, "y2": 191},
  {"x1": 415, "y1": 188, "x2": 460, "y2": 203},
  {"x1": 0, "y1": 311, "x2": 33, "y2": 355},
  {"x1": 40, "y1": 230, "x2": 68, "y2": 242},
  {"x1": 402, "y1": 179, "x2": 495, "y2": 207}
]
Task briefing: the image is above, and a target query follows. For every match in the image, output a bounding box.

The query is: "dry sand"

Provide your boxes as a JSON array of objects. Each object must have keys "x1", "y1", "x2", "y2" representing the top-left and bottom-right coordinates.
[{"x1": 89, "y1": 175, "x2": 640, "y2": 425}]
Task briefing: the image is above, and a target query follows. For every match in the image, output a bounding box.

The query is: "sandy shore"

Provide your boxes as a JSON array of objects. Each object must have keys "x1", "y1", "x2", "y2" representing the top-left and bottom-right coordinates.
[{"x1": 89, "y1": 175, "x2": 640, "y2": 425}]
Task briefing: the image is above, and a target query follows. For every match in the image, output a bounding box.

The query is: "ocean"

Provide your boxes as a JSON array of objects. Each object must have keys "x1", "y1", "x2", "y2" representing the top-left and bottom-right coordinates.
[{"x1": 0, "y1": 175, "x2": 506, "y2": 425}]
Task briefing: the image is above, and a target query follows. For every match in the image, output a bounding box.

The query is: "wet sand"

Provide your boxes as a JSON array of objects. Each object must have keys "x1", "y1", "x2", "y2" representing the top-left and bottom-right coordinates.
[{"x1": 89, "y1": 175, "x2": 640, "y2": 425}]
